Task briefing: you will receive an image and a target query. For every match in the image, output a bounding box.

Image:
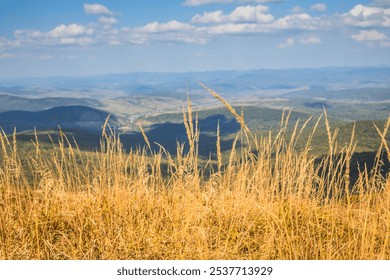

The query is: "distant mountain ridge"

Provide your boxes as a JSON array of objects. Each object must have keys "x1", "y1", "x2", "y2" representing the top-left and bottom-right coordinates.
[
  {"x1": 2, "y1": 66, "x2": 390, "y2": 91},
  {"x1": 0, "y1": 94, "x2": 101, "y2": 113},
  {"x1": 0, "y1": 105, "x2": 114, "y2": 134}
]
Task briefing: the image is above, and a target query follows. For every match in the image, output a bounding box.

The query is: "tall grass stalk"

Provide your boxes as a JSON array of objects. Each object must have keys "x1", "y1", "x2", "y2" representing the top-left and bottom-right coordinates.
[{"x1": 0, "y1": 91, "x2": 389, "y2": 260}]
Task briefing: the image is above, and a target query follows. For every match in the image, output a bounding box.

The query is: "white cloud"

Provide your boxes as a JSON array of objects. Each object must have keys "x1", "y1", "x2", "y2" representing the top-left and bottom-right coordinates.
[
  {"x1": 299, "y1": 36, "x2": 321, "y2": 44},
  {"x1": 84, "y1": 3, "x2": 115, "y2": 15},
  {"x1": 138, "y1": 21, "x2": 194, "y2": 33},
  {"x1": 193, "y1": 10, "x2": 225, "y2": 23},
  {"x1": 192, "y1": 5, "x2": 326, "y2": 37},
  {"x1": 311, "y1": 3, "x2": 327, "y2": 12},
  {"x1": 4, "y1": 0, "x2": 390, "y2": 51},
  {"x1": 278, "y1": 37, "x2": 294, "y2": 48},
  {"x1": 49, "y1": 24, "x2": 90, "y2": 38},
  {"x1": 183, "y1": 0, "x2": 232, "y2": 6},
  {"x1": 351, "y1": 29, "x2": 387, "y2": 41},
  {"x1": 12, "y1": 23, "x2": 96, "y2": 48},
  {"x1": 98, "y1": 17, "x2": 118, "y2": 25},
  {"x1": 272, "y1": 13, "x2": 319, "y2": 30},
  {"x1": 229, "y1": 5, "x2": 274, "y2": 22},
  {"x1": 349, "y1": 4, "x2": 385, "y2": 17},
  {"x1": 341, "y1": 4, "x2": 390, "y2": 27},
  {"x1": 192, "y1": 5, "x2": 274, "y2": 23},
  {"x1": 129, "y1": 21, "x2": 203, "y2": 44}
]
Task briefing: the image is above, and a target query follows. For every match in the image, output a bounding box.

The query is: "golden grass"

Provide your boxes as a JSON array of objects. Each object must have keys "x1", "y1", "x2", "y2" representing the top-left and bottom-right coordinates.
[{"x1": 0, "y1": 88, "x2": 389, "y2": 260}]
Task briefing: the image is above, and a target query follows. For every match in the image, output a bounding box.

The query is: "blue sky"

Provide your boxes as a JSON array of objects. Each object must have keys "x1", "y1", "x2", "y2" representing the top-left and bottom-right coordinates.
[{"x1": 0, "y1": 0, "x2": 389, "y2": 77}]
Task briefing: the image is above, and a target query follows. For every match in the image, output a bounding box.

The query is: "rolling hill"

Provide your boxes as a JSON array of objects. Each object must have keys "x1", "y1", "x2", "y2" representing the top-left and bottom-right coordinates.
[
  {"x1": 0, "y1": 105, "x2": 114, "y2": 134},
  {"x1": 0, "y1": 93, "x2": 101, "y2": 113}
]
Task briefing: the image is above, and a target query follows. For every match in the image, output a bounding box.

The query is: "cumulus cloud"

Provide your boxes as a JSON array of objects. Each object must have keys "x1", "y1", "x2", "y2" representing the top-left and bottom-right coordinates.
[
  {"x1": 129, "y1": 21, "x2": 203, "y2": 44},
  {"x1": 137, "y1": 21, "x2": 194, "y2": 33},
  {"x1": 98, "y1": 17, "x2": 118, "y2": 25},
  {"x1": 278, "y1": 37, "x2": 294, "y2": 48},
  {"x1": 192, "y1": 5, "x2": 274, "y2": 23},
  {"x1": 193, "y1": 10, "x2": 225, "y2": 23},
  {"x1": 12, "y1": 23, "x2": 96, "y2": 48},
  {"x1": 84, "y1": 3, "x2": 115, "y2": 15},
  {"x1": 299, "y1": 36, "x2": 321, "y2": 44},
  {"x1": 191, "y1": 4, "x2": 326, "y2": 37},
  {"x1": 349, "y1": 4, "x2": 386, "y2": 17},
  {"x1": 49, "y1": 24, "x2": 91, "y2": 38},
  {"x1": 311, "y1": 3, "x2": 327, "y2": 12},
  {"x1": 272, "y1": 13, "x2": 319, "y2": 31},
  {"x1": 351, "y1": 29, "x2": 387, "y2": 41},
  {"x1": 341, "y1": 4, "x2": 390, "y2": 27}
]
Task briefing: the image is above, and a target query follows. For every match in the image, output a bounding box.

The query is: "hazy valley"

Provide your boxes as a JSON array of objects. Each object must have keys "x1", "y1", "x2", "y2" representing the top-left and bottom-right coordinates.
[{"x1": 0, "y1": 67, "x2": 389, "y2": 154}]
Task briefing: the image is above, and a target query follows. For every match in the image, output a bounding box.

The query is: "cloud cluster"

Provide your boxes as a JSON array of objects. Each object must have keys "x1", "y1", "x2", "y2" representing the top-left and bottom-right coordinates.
[
  {"x1": 192, "y1": 5, "x2": 274, "y2": 23},
  {"x1": 84, "y1": 3, "x2": 116, "y2": 15},
  {"x1": 2, "y1": 1, "x2": 390, "y2": 60},
  {"x1": 13, "y1": 23, "x2": 95, "y2": 47},
  {"x1": 49, "y1": 24, "x2": 92, "y2": 38},
  {"x1": 5, "y1": 3, "x2": 121, "y2": 51},
  {"x1": 341, "y1": 4, "x2": 390, "y2": 27}
]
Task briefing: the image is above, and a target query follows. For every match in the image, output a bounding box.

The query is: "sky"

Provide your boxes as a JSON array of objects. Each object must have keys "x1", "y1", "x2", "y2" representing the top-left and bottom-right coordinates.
[{"x1": 0, "y1": 0, "x2": 390, "y2": 77}]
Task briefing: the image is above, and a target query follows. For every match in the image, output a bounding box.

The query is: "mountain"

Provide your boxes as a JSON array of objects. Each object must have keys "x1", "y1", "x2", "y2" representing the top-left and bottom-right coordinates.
[
  {"x1": 2, "y1": 66, "x2": 390, "y2": 93},
  {"x1": 0, "y1": 94, "x2": 101, "y2": 113},
  {"x1": 0, "y1": 105, "x2": 114, "y2": 134},
  {"x1": 285, "y1": 87, "x2": 390, "y2": 101}
]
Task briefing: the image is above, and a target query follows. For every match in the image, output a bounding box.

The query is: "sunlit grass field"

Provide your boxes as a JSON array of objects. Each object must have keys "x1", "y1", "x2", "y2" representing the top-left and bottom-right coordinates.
[{"x1": 0, "y1": 86, "x2": 389, "y2": 260}]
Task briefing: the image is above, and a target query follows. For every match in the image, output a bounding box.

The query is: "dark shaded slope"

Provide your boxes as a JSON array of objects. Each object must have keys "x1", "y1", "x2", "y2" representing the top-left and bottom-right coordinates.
[
  {"x1": 121, "y1": 114, "x2": 240, "y2": 156},
  {"x1": 0, "y1": 105, "x2": 114, "y2": 134}
]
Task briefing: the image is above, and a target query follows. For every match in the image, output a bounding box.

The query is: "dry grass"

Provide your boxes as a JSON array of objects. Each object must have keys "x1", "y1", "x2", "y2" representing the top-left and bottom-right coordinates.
[{"x1": 0, "y1": 88, "x2": 389, "y2": 260}]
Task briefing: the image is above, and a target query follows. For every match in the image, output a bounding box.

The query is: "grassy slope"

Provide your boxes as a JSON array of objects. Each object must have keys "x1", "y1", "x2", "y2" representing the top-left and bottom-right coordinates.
[{"x1": 0, "y1": 103, "x2": 389, "y2": 259}]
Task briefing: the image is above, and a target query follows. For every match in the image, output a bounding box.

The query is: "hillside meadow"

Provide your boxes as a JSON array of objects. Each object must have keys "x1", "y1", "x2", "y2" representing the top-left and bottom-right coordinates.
[{"x1": 0, "y1": 86, "x2": 389, "y2": 260}]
